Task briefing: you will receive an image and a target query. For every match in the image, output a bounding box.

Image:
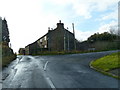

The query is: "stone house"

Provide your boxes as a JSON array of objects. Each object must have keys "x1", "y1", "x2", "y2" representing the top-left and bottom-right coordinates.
[
  {"x1": 25, "y1": 21, "x2": 75, "y2": 55},
  {"x1": 19, "y1": 48, "x2": 26, "y2": 55}
]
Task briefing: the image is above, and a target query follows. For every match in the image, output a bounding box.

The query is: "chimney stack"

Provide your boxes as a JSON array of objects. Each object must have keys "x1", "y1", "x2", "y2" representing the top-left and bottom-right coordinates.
[
  {"x1": 57, "y1": 20, "x2": 64, "y2": 29},
  {"x1": 48, "y1": 27, "x2": 50, "y2": 30}
]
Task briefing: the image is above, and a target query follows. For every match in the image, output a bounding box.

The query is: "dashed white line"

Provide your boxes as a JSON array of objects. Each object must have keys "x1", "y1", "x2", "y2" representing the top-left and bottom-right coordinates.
[
  {"x1": 43, "y1": 61, "x2": 56, "y2": 89},
  {"x1": 44, "y1": 61, "x2": 49, "y2": 71}
]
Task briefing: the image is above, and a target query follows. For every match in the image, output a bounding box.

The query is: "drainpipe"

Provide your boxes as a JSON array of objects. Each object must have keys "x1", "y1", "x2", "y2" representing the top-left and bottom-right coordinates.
[
  {"x1": 68, "y1": 32, "x2": 69, "y2": 51},
  {"x1": 72, "y1": 23, "x2": 76, "y2": 51},
  {"x1": 64, "y1": 29, "x2": 66, "y2": 51}
]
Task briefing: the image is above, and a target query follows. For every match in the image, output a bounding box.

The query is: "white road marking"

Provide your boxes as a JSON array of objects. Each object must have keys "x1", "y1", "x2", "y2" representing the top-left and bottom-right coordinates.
[
  {"x1": 44, "y1": 61, "x2": 49, "y2": 71},
  {"x1": 43, "y1": 61, "x2": 56, "y2": 89},
  {"x1": 46, "y1": 77, "x2": 56, "y2": 89},
  {"x1": 0, "y1": 83, "x2": 2, "y2": 90}
]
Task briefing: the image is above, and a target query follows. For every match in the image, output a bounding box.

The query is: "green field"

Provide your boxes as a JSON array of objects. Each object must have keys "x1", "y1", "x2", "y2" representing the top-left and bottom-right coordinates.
[{"x1": 91, "y1": 52, "x2": 120, "y2": 79}]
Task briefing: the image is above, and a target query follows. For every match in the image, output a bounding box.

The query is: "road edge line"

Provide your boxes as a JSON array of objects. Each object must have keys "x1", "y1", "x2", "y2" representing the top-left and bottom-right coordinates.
[{"x1": 46, "y1": 77, "x2": 56, "y2": 89}]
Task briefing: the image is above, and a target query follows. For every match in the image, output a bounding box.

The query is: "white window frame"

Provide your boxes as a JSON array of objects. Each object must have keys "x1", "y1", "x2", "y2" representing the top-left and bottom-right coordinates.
[
  {"x1": 44, "y1": 36, "x2": 47, "y2": 40},
  {"x1": 40, "y1": 39, "x2": 42, "y2": 42},
  {"x1": 44, "y1": 45, "x2": 47, "y2": 48}
]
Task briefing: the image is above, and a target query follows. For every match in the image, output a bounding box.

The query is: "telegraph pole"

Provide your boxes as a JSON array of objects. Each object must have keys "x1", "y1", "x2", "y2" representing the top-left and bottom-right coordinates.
[{"x1": 72, "y1": 23, "x2": 76, "y2": 51}]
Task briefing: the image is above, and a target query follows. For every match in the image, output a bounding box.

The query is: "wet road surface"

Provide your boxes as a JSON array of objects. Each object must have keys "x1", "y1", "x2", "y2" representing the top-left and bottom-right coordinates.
[{"x1": 2, "y1": 51, "x2": 119, "y2": 88}]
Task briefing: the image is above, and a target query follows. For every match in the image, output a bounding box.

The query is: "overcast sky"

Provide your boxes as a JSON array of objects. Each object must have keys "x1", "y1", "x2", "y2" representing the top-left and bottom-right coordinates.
[{"x1": 0, "y1": 0, "x2": 118, "y2": 53}]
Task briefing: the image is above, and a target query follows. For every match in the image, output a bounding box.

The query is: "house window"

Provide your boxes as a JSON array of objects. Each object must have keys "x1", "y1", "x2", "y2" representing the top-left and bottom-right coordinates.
[
  {"x1": 44, "y1": 36, "x2": 47, "y2": 40},
  {"x1": 44, "y1": 45, "x2": 47, "y2": 48},
  {"x1": 40, "y1": 39, "x2": 42, "y2": 42}
]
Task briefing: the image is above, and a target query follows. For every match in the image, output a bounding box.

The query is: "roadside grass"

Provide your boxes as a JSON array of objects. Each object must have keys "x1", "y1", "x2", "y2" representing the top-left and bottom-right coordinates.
[
  {"x1": 90, "y1": 52, "x2": 120, "y2": 79},
  {"x1": 31, "y1": 51, "x2": 86, "y2": 56},
  {"x1": 31, "y1": 49, "x2": 118, "y2": 56},
  {"x1": 32, "y1": 51, "x2": 96, "y2": 56}
]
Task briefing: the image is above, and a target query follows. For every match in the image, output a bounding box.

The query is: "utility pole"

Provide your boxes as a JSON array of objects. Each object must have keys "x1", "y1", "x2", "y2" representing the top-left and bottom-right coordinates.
[{"x1": 72, "y1": 23, "x2": 76, "y2": 51}]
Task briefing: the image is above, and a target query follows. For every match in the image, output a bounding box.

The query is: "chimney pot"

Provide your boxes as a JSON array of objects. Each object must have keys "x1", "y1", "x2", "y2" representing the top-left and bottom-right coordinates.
[
  {"x1": 59, "y1": 20, "x2": 61, "y2": 23},
  {"x1": 57, "y1": 20, "x2": 64, "y2": 29}
]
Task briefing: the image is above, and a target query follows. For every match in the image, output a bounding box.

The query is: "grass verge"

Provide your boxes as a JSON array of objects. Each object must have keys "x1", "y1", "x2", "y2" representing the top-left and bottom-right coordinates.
[
  {"x1": 31, "y1": 49, "x2": 118, "y2": 56},
  {"x1": 90, "y1": 52, "x2": 120, "y2": 79}
]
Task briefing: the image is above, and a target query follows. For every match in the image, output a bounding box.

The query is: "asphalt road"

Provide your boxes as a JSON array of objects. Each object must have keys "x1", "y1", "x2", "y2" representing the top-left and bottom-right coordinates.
[{"x1": 2, "y1": 51, "x2": 120, "y2": 88}]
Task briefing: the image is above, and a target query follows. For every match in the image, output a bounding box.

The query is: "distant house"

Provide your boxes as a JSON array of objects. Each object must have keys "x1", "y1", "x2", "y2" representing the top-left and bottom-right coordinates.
[
  {"x1": 19, "y1": 48, "x2": 26, "y2": 55},
  {"x1": 25, "y1": 21, "x2": 76, "y2": 55}
]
